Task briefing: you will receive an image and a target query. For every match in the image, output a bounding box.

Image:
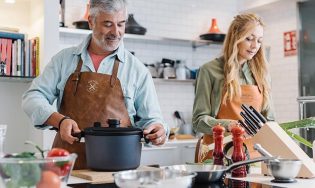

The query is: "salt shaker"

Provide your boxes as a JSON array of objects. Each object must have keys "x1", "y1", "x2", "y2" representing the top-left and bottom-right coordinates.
[{"x1": 212, "y1": 124, "x2": 225, "y2": 165}]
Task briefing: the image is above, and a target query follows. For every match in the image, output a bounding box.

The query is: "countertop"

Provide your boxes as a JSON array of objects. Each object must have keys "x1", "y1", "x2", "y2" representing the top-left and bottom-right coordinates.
[{"x1": 66, "y1": 167, "x2": 315, "y2": 188}]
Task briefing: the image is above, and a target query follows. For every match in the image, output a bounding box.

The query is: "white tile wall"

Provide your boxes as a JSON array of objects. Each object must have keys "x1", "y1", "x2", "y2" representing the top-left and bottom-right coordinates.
[{"x1": 61, "y1": 0, "x2": 238, "y2": 128}]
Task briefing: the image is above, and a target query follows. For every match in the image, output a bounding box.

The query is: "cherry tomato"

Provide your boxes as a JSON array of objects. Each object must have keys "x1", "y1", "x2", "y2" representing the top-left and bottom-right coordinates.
[
  {"x1": 36, "y1": 171, "x2": 61, "y2": 188},
  {"x1": 47, "y1": 148, "x2": 70, "y2": 157},
  {"x1": 47, "y1": 148, "x2": 71, "y2": 176}
]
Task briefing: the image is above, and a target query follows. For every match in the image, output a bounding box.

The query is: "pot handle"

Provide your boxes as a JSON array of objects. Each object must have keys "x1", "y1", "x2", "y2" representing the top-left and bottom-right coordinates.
[
  {"x1": 226, "y1": 156, "x2": 276, "y2": 172},
  {"x1": 71, "y1": 131, "x2": 85, "y2": 142}
]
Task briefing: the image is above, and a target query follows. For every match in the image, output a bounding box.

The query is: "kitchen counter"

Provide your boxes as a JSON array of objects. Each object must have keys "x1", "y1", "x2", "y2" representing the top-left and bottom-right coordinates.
[{"x1": 67, "y1": 167, "x2": 315, "y2": 188}]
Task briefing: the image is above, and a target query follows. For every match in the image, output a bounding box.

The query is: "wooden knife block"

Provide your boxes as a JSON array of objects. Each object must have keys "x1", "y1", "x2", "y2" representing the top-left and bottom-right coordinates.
[{"x1": 249, "y1": 121, "x2": 315, "y2": 178}]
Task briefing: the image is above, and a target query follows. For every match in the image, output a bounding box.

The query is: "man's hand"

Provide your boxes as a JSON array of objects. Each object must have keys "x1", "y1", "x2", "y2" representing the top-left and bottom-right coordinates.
[
  {"x1": 143, "y1": 123, "x2": 166, "y2": 145},
  {"x1": 59, "y1": 119, "x2": 81, "y2": 144}
]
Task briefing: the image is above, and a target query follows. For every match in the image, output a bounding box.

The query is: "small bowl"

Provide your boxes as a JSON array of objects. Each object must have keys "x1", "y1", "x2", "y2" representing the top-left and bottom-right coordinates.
[
  {"x1": 268, "y1": 159, "x2": 302, "y2": 180},
  {"x1": 113, "y1": 169, "x2": 196, "y2": 188},
  {"x1": 0, "y1": 153, "x2": 77, "y2": 188}
]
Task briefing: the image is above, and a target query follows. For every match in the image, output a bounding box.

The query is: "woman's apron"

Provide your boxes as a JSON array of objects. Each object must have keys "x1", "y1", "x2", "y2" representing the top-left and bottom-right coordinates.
[
  {"x1": 52, "y1": 57, "x2": 131, "y2": 169},
  {"x1": 195, "y1": 85, "x2": 263, "y2": 163}
]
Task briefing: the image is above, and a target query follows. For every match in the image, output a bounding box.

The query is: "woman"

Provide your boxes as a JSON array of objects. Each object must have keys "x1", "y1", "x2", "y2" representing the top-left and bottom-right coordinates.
[{"x1": 193, "y1": 13, "x2": 275, "y2": 162}]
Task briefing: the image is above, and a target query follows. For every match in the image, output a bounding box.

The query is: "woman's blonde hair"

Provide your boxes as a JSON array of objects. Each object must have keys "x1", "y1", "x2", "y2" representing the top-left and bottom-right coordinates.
[{"x1": 222, "y1": 13, "x2": 270, "y2": 111}]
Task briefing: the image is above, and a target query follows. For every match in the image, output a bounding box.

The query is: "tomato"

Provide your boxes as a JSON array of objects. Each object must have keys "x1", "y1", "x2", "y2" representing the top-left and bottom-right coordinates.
[
  {"x1": 47, "y1": 148, "x2": 71, "y2": 176},
  {"x1": 36, "y1": 171, "x2": 61, "y2": 188},
  {"x1": 47, "y1": 148, "x2": 70, "y2": 157}
]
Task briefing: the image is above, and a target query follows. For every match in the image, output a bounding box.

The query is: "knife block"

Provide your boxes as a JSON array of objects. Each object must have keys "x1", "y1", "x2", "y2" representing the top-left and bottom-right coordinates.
[{"x1": 249, "y1": 121, "x2": 315, "y2": 178}]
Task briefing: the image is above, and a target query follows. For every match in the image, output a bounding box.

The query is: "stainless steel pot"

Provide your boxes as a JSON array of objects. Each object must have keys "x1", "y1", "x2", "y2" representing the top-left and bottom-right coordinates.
[{"x1": 164, "y1": 156, "x2": 274, "y2": 183}]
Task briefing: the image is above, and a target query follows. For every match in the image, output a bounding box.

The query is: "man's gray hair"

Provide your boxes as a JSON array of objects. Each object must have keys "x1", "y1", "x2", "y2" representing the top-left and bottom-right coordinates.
[{"x1": 89, "y1": 0, "x2": 128, "y2": 18}]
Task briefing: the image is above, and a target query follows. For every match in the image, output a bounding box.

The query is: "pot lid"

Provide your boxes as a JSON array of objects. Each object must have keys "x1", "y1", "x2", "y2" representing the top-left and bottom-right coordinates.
[{"x1": 84, "y1": 126, "x2": 143, "y2": 136}]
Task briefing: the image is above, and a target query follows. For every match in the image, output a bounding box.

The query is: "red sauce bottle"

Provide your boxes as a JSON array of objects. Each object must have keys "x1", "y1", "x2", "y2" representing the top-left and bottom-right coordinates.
[
  {"x1": 231, "y1": 125, "x2": 247, "y2": 177},
  {"x1": 212, "y1": 124, "x2": 225, "y2": 165}
]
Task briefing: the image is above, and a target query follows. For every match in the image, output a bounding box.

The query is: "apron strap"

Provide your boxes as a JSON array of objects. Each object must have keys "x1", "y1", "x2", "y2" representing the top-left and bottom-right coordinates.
[
  {"x1": 110, "y1": 58, "x2": 120, "y2": 87},
  {"x1": 72, "y1": 57, "x2": 83, "y2": 95}
]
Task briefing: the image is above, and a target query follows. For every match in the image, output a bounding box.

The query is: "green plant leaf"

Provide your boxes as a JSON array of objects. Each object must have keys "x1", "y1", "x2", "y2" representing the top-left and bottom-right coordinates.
[{"x1": 280, "y1": 117, "x2": 315, "y2": 149}]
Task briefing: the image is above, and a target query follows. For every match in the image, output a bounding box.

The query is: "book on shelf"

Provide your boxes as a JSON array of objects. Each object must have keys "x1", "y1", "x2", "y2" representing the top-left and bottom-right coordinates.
[
  {"x1": 0, "y1": 30, "x2": 25, "y2": 40},
  {"x1": 0, "y1": 30, "x2": 39, "y2": 78}
]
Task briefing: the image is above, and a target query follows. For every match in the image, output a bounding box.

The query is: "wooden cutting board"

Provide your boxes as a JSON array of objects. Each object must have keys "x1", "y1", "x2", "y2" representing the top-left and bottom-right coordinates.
[{"x1": 71, "y1": 166, "x2": 159, "y2": 183}]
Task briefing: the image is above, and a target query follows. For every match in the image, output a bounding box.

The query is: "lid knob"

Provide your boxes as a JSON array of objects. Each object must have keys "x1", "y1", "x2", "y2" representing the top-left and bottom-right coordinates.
[{"x1": 108, "y1": 119, "x2": 120, "y2": 128}]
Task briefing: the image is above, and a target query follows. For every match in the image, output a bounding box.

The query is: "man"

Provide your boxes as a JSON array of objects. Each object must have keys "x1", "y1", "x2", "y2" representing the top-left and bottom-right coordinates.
[{"x1": 22, "y1": 0, "x2": 168, "y2": 169}]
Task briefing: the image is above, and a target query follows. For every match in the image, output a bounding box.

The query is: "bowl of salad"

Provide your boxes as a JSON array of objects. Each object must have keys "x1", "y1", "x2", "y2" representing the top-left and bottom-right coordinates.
[{"x1": 0, "y1": 147, "x2": 77, "y2": 188}]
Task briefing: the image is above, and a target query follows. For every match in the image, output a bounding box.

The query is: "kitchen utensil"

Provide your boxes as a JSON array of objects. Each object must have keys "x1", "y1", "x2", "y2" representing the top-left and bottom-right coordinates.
[
  {"x1": 254, "y1": 143, "x2": 302, "y2": 183},
  {"x1": 73, "y1": 120, "x2": 143, "y2": 171},
  {"x1": 113, "y1": 169, "x2": 196, "y2": 188},
  {"x1": 269, "y1": 159, "x2": 302, "y2": 183},
  {"x1": 238, "y1": 120, "x2": 254, "y2": 136},
  {"x1": 240, "y1": 111, "x2": 259, "y2": 132},
  {"x1": 125, "y1": 14, "x2": 147, "y2": 35},
  {"x1": 199, "y1": 18, "x2": 226, "y2": 42},
  {"x1": 174, "y1": 111, "x2": 186, "y2": 124},
  {"x1": 164, "y1": 156, "x2": 274, "y2": 183},
  {"x1": 241, "y1": 104, "x2": 262, "y2": 128},
  {"x1": 0, "y1": 153, "x2": 77, "y2": 187},
  {"x1": 249, "y1": 106, "x2": 267, "y2": 123},
  {"x1": 199, "y1": 33, "x2": 225, "y2": 42},
  {"x1": 222, "y1": 141, "x2": 251, "y2": 173}
]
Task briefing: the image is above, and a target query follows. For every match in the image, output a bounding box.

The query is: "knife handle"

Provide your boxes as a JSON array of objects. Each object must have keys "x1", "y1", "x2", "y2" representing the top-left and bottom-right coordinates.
[
  {"x1": 238, "y1": 120, "x2": 254, "y2": 136},
  {"x1": 241, "y1": 104, "x2": 261, "y2": 125},
  {"x1": 249, "y1": 106, "x2": 267, "y2": 123}
]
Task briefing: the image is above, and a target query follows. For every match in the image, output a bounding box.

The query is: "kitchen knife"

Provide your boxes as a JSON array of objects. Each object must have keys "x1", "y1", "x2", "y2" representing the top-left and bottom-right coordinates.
[
  {"x1": 238, "y1": 120, "x2": 254, "y2": 136},
  {"x1": 240, "y1": 112, "x2": 258, "y2": 134},
  {"x1": 241, "y1": 104, "x2": 262, "y2": 129},
  {"x1": 249, "y1": 106, "x2": 267, "y2": 123}
]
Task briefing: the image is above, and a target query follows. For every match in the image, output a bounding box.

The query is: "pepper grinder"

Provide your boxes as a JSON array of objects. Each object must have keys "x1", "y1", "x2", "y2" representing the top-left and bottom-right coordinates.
[
  {"x1": 231, "y1": 125, "x2": 247, "y2": 177},
  {"x1": 212, "y1": 124, "x2": 225, "y2": 165}
]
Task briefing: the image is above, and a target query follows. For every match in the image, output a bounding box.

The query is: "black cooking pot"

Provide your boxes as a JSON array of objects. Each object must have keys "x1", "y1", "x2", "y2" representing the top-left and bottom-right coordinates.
[{"x1": 75, "y1": 120, "x2": 143, "y2": 171}]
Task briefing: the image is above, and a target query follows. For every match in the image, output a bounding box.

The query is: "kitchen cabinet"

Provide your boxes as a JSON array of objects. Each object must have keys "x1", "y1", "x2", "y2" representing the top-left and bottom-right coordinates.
[{"x1": 140, "y1": 139, "x2": 197, "y2": 166}]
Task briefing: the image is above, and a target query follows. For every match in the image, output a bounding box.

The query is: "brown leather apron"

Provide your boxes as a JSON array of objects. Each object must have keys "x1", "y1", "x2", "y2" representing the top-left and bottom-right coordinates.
[
  {"x1": 52, "y1": 57, "x2": 131, "y2": 170},
  {"x1": 195, "y1": 85, "x2": 263, "y2": 163}
]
